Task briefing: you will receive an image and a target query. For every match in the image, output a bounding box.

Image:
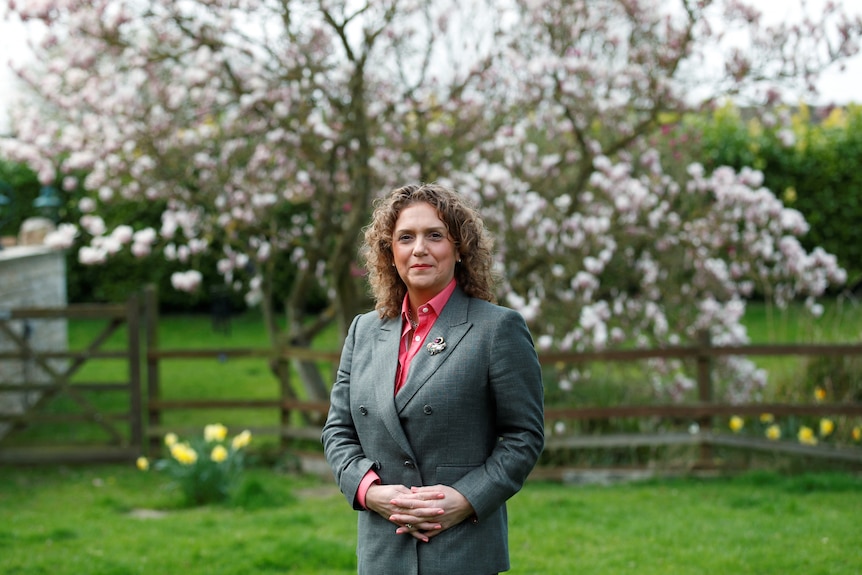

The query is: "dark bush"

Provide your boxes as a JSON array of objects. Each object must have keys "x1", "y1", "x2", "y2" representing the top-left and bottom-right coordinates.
[{"x1": 0, "y1": 159, "x2": 42, "y2": 238}]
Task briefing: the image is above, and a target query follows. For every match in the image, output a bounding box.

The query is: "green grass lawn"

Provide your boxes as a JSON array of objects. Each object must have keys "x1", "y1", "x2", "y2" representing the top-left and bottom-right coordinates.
[{"x1": 0, "y1": 464, "x2": 860, "y2": 574}]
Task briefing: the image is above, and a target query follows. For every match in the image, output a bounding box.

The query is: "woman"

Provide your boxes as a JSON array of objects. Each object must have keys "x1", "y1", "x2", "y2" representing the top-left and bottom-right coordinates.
[{"x1": 322, "y1": 183, "x2": 544, "y2": 575}]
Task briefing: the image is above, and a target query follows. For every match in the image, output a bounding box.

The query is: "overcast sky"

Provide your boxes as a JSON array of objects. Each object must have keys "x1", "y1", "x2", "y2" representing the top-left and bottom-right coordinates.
[{"x1": 1, "y1": 0, "x2": 861, "y2": 134}]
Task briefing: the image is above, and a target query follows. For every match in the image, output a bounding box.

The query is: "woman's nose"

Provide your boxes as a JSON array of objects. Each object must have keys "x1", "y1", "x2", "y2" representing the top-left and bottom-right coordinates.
[{"x1": 413, "y1": 237, "x2": 427, "y2": 256}]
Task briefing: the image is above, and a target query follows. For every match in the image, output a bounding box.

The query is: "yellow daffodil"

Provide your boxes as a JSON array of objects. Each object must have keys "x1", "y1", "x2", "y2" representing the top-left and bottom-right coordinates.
[
  {"x1": 170, "y1": 442, "x2": 198, "y2": 465},
  {"x1": 729, "y1": 416, "x2": 744, "y2": 433},
  {"x1": 814, "y1": 386, "x2": 827, "y2": 401},
  {"x1": 759, "y1": 413, "x2": 774, "y2": 424},
  {"x1": 143, "y1": 427, "x2": 250, "y2": 506},
  {"x1": 798, "y1": 426, "x2": 818, "y2": 446},
  {"x1": 852, "y1": 427, "x2": 861, "y2": 442},
  {"x1": 231, "y1": 430, "x2": 252, "y2": 450},
  {"x1": 204, "y1": 423, "x2": 228, "y2": 443},
  {"x1": 765, "y1": 425, "x2": 781, "y2": 440},
  {"x1": 819, "y1": 418, "x2": 835, "y2": 438},
  {"x1": 210, "y1": 445, "x2": 228, "y2": 463}
]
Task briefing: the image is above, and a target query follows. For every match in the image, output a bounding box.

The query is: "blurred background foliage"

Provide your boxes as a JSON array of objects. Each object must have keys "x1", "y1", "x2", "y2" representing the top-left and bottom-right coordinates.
[{"x1": 657, "y1": 102, "x2": 862, "y2": 291}]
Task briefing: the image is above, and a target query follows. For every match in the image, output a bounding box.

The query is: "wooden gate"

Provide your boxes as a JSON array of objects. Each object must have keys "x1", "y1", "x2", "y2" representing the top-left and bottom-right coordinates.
[{"x1": 0, "y1": 297, "x2": 143, "y2": 464}]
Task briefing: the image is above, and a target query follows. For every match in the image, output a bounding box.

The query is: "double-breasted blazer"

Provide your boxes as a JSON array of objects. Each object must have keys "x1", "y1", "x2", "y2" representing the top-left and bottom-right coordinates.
[{"x1": 322, "y1": 286, "x2": 545, "y2": 575}]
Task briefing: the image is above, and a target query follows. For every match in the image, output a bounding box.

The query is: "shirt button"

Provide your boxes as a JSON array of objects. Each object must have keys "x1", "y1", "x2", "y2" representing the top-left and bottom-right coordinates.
[
  {"x1": 421, "y1": 307, "x2": 429, "y2": 313},
  {"x1": 414, "y1": 335, "x2": 420, "y2": 341}
]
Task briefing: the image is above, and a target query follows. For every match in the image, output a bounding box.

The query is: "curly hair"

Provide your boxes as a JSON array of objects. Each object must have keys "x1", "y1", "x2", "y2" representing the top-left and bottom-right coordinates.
[{"x1": 362, "y1": 183, "x2": 497, "y2": 318}]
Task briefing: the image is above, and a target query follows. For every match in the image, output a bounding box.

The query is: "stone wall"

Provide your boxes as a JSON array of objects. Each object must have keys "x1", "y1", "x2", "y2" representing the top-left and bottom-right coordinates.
[{"x1": 0, "y1": 246, "x2": 68, "y2": 438}]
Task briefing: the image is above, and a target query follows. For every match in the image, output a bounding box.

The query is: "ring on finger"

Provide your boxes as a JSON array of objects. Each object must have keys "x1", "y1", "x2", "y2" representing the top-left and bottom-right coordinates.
[{"x1": 405, "y1": 523, "x2": 413, "y2": 529}]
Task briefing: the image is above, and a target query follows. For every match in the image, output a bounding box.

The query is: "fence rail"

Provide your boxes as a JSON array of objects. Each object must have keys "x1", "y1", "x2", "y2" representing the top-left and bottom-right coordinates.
[
  {"x1": 143, "y1": 321, "x2": 862, "y2": 467},
  {"x1": 2, "y1": 289, "x2": 861, "y2": 468},
  {"x1": 0, "y1": 298, "x2": 142, "y2": 464}
]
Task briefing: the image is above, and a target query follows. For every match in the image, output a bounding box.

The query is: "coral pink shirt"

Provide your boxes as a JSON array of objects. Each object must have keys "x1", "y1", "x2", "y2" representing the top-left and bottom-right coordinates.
[
  {"x1": 394, "y1": 278, "x2": 457, "y2": 395},
  {"x1": 356, "y1": 278, "x2": 458, "y2": 508}
]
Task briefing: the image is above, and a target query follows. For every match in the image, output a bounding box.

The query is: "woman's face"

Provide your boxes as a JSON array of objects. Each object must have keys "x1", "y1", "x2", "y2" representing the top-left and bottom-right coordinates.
[{"x1": 391, "y1": 201, "x2": 459, "y2": 305}]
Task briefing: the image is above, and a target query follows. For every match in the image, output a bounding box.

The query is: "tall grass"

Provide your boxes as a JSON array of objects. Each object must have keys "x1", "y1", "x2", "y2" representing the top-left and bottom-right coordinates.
[
  {"x1": 743, "y1": 298, "x2": 862, "y2": 403},
  {"x1": 744, "y1": 298, "x2": 862, "y2": 343}
]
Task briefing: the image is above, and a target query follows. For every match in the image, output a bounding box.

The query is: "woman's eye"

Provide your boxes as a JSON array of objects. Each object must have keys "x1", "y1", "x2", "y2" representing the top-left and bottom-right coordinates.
[
  {"x1": 398, "y1": 234, "x2": 413, "y2": 242},
  {"x1": 429, "y1": 232, "x2": 444, "y2": 240}
]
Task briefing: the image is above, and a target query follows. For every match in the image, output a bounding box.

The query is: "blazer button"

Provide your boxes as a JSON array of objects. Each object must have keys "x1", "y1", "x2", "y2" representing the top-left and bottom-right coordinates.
[
  {"x1": 372, "y1": 460, "x2": 382, "y2": 471},
  {"x1": 359, "y1": 406, "x2": 368, "y2": 415},
  {"x1": 423, "y1": 405, "x2": 433, "y2": 415},
  {"x1": 403, "y1": 460, "x2": 415, "y2": 469}
]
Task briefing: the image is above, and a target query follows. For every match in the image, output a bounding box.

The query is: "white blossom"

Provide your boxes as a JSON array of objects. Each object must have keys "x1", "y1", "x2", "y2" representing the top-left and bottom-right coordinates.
[{"x1": 170, "y1": 270, "x2": 203, "y2": 293}]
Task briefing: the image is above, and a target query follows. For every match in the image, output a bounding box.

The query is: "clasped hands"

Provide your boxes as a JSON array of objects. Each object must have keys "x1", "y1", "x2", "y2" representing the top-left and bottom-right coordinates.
[{"x1": 365, "y1": 483, "x2": 474, "y2": 543}]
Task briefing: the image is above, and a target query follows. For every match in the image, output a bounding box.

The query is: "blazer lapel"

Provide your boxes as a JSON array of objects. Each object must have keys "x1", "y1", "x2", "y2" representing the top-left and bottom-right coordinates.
[
  {"x1": 373, "y1": 316, "x2": 416, "y2": 458},
  {"x1": 394, "y1": 288, "x2": 472, "y2": 412}
]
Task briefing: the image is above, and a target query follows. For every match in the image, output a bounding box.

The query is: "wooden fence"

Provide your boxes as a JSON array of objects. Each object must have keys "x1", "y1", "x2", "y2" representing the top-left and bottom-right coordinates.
[
  {"x1": 2, "y1": 288, "x2": 861, "y2": 469},
  {"x1": 142, "y1": 284, "x2": 862, "y2": 469},
  {"x1": 538, "y1": 339, "x2": 862, "y2": 467},
  {"x1": 0, "y1": 297, "x2": 143, "y2": 464}
]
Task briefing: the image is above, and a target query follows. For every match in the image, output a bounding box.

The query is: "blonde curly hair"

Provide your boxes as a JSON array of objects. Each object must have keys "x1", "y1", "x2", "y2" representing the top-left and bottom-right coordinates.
[{"x1": 362, "y1": 183, "x2": 496, "y2": 318}]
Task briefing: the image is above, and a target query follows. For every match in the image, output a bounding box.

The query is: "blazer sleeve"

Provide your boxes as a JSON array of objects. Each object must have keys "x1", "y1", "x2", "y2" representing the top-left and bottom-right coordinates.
[
  {"x1": 321, "y1": 314, "x2": 377, "y2": 510},
  {"x1": 451, "y1": 308, "x2": 545, "y2": 520}
]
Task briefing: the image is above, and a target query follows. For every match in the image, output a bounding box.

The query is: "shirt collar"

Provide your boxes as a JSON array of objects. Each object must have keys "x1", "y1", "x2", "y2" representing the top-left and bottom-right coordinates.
[{"x1": 400, "y1": 278, "x2": 457, "y2": 324}]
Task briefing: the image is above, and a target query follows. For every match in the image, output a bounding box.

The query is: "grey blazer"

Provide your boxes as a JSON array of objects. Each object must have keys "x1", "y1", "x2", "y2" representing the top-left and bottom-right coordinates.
[{"x1": 322, "y1": 287, "x2": 545, "y2": 575}]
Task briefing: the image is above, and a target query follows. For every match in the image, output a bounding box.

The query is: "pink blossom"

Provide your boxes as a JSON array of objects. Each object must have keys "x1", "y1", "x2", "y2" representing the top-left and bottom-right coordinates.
[
  {"x1": 79, "y1": 215, "x2": 106, "y2": 236},
  {"x1": 131, "y1": 242, "x2": 151, "y2": 258},
  {"x1": 78, "y1": 197, "x2": 96, "y2": 213},
  {"x1": 95, "y1": 235, "x2": 123, "y2": 255},
  {"x1": 79, "y1": 246, "x2": 107, "y2": 265},
  {"x1": 170, "y1": 270, "x2": 203, "y2": 293},
  {"x1": 133, "y1": 228, "x2": 157, "y2": 245},
  {"x1": 44, "y1": 223, "x2": 78, "y2": 249},
  {"x1": 110, "y1": 225, "x2": 134, "y2": 244},
  {"x1": 777, "y1": 128, "x2": 796, "y2": 147}
]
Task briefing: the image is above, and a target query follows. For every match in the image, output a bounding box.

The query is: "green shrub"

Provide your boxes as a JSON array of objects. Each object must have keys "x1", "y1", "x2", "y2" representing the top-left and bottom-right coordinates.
[
  {"x1": 0, "y1": 159, "x2": 42, "y2": 237},
  {"x1": 137, "y1": 424, "x2": 253, "y2": 506}
]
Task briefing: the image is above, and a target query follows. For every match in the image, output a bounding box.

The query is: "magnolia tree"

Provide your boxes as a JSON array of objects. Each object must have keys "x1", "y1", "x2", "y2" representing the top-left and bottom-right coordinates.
[
  {"x1": 2, "y1": 0, "x2": 506, "y2": 400},
  {"x1": 2, "y1": 0, "x2": 859, "y2": 404},
  {"x1": 440, "y1": 0, "x2": 858, "y2": 403}
]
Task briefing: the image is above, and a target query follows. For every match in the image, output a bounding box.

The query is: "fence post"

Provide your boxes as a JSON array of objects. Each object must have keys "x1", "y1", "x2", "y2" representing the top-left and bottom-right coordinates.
[
  {"x1": 695, "y1": 329, "x2": 713, "y2": 466},
  {"x1": 276, "y1": 348, "x2": 292, "y2": 451},
  {"x1": 127, "y1": 292, "x2": 143, "y2": 452},
  {"x1": 144, "y1": 284, "x2": 161, "y2": 454}
]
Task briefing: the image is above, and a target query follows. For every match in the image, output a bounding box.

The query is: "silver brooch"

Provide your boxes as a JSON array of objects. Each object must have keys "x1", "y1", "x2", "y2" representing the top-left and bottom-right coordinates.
[{"x1": 426, "y1": 336, "x2": 446, "y2": 355}]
